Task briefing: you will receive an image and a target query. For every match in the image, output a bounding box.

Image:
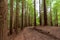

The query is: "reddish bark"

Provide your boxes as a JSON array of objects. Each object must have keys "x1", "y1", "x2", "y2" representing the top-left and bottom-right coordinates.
[{"x1": 0, "y1": 0, "x2": 8, "y2": 40}]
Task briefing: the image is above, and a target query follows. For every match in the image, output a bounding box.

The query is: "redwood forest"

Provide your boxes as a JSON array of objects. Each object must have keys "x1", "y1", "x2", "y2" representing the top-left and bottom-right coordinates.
[{"x1": 0, "y1": 0, "x2": 60, "y2": 40}]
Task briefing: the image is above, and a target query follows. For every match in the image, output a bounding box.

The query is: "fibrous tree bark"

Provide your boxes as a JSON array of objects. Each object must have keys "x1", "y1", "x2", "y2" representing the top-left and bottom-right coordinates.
[
  {"x1": 43, "y1": 0, "x2": 47, "y2": 26},
  {"x1": 0, "y1": 0, "x2": 8, "y2": 40}
]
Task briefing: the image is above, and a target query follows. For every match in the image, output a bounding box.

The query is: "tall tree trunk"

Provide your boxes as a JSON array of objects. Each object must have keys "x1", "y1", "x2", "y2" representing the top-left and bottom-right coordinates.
[
  {"x1": 55, "y1": 9, "x2": 58, "y2": 26},
  {"x1": 28, "y1": 9, "x2": 30, "y2": 26},
  {"x1": 10, "y1": 0, "x2": 13, "y2": 35},
  {"x1": 34, "y1": 0, "x2": 36, "y2": 26},
  {"x1": 14, "y1": 0, "x2": 20, "y2": 34},
  {"x1": 39, "y1": 0, "x2": 42, "y2": 25},
  {"x1": 25, "y1": 2, "x2": 27, "y2": 27},
  {"x1": 0, "y1": 0, "x2": 8, "y2": 40},
  {"x1": 23, "y1": 0, "x2": 26, "y2": 27},
  {"x1": 26, "y1": 3, "x2": 29, "y2": 26},
  {"x1": 43, "y1": 0, "x2": 47, "y2": 26},
  {"x1": 21, "y1": 0, "x2": 24, "y2": 30},
  {"x1": 25, "y1": 11, "x2": 27, "y2": 27},
  {"x1": 27, "y1": 7, "x2": 30, "y2": 26},
  {"x1": 50, "y1": 0, "x2": 53, "y2": 26}
]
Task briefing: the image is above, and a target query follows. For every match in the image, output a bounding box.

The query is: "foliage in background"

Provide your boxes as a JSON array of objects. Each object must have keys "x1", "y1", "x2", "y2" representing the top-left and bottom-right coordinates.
[{"x1": 8, "y1": 0, "x2": 60, "y2": 26}]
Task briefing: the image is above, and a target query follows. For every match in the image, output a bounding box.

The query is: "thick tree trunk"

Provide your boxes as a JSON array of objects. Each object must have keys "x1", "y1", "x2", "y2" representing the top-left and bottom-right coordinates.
[
  {"x1": 0, "y1": 0, "x2": 8, "y2": 40},
  {"x1": 34, "y1": 0, "x2": 36, "y2": 26},
  {"x1": 43, "y1": 0, "x2": 47, "y2": 26},
  {"x1": 10, "y1": 0, "x2": 13, "y2": 35}
]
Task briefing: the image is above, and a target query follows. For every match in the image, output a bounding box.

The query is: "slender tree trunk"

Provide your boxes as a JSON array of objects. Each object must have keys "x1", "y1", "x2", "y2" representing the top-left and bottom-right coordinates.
[
  {"x1": 39, "y1": 0, "x2": 42, "y2": 25},
  {"x1": 29, "y1": 13, "x2": 30, "y2": 26},
  {"x1": 25, "y1": 12, "x2": 27, "y2": 27},
  {"x1": 25, "y1": 8, "x2": 27, "y2": 27},
  {"x1": 25, "y1": 2, "x2": 27, "y2": 27},
  {"x1": 43, "y1": 0, "x2": 47, "y2": 26},
  {"x1": 23, "y1": 1, "x2": 26, "y2": 27},
  {"x1": 55, "y1": 9, "x2": 58, "y2": 26},
  {"x1": 27, "y1": 7, "x2": 30, "y2": 26},
  {"x1": 26, "y1": 4, "x2": 29, "y2": 26},
  {"x1": 14, "y1": 0, "x2": 20, "y2": 34},
  {"x1": 21, "y1": 0, "x2": 24, "y2": 30},
  {"x1": 0, "y1": 0, "x2": 8, "y2": 40},
  {"x1": 34, "y1": 0, "x2": 36, "y2": 26},
  {"x1": 10, "y1": 0, "x2": 13, "y2": 35},
  {"x1": 25, "y1": 1, "x2": 27, "y2": 27},
  {"x1": 50, "y1": 0, "x2": 53, "y2": 26},
  {"x1": 28, "y1": 10, "x2": 30, "y2": 26}
]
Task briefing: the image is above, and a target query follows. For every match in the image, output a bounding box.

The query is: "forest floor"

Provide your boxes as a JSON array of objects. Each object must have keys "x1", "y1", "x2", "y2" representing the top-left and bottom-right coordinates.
[{"x1": 11, "y1": 26, "x2": 60, "y2": 40}]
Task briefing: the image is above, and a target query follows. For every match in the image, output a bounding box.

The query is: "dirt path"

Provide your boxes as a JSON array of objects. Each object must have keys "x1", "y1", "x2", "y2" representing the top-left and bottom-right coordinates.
[{"x1": 14, "y1": 27, "x2": 60, "y2": 40}]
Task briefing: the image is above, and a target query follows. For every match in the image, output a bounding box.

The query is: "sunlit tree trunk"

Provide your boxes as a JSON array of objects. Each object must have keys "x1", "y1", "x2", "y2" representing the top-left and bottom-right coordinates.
[
  {"x1": 10, "y1": 0, "x2": 13, "y2": 35},
  {"x1": 0, "y1": 0, "x2": 8, "y2": 40},
  {"x1": 34, "y1": 0, "x2": 36, "y2": 26},
  {"x1": 39, "y1": 0, "x2": 42, "y2": 25},
  {"x1": 43, "y1": 0, "x2": 47, "y2": 26}
]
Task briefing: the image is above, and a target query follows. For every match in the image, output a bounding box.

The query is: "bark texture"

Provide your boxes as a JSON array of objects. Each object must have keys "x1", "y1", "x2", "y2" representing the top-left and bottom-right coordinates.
[{"x1": 0, "y1": 0, "x2": 8, "y2": 40}]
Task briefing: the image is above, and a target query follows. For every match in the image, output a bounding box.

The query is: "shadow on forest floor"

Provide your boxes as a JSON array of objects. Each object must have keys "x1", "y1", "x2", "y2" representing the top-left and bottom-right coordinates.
[{"x1": 13, "y1": 26, "x2": 60, "y2": 40}]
